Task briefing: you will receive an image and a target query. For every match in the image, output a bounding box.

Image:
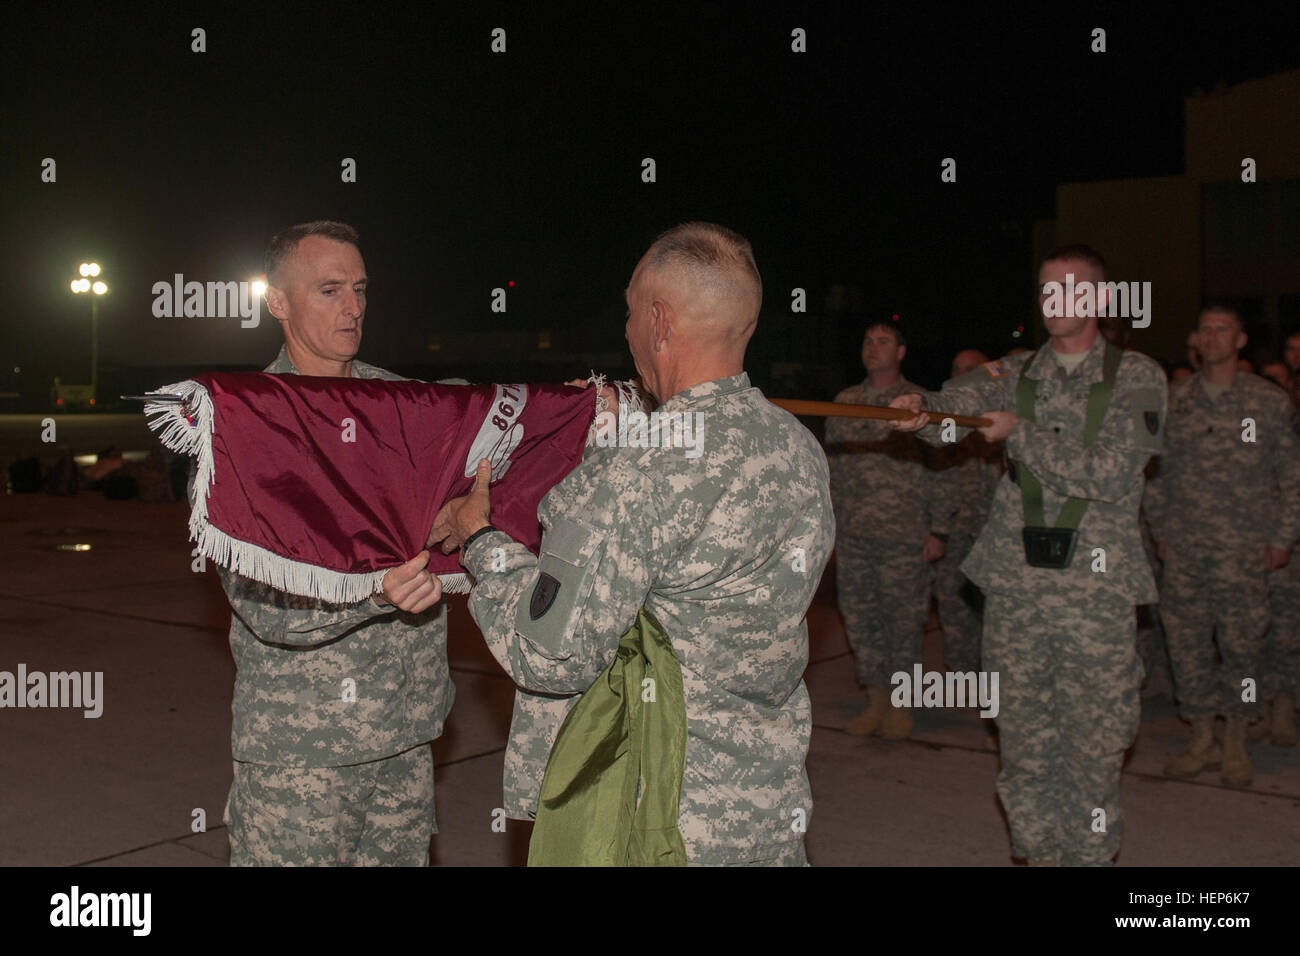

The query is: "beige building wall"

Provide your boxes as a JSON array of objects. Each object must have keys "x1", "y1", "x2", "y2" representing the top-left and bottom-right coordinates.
[
  {"x1": 1052, "y1": 68, "x2": 1300, "y2": 363},
  {"x1": 1186, "y1": 69, "x2": 1300, "y2": 181},
  {"x1": 1053, "y1": 177, "x2": 1201, "y2": 360}
]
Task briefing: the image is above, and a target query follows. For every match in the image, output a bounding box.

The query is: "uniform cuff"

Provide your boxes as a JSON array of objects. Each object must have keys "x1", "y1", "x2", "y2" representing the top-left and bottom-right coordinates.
[{"x1": 463, "y1": 529, "x2": 516, "y2": 574}]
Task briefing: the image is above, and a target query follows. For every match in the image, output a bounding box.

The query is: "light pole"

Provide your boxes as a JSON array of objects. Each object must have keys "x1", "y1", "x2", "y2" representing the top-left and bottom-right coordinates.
[{"x1": 70, "y1": 262, "x2": 108, "y2": 405}]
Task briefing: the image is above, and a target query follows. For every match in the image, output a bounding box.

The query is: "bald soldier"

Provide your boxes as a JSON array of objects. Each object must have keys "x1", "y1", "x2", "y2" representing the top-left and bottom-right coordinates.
[
  {"x1": 891, "y1": 245, "x2": 1166, "y2": 866},
  {"x1": 424, "y1": 222, "x2": 835, "y2": 865}
]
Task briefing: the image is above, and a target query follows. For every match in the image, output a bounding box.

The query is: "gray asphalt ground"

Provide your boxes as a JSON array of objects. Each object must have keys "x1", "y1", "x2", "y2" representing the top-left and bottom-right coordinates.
[{"x1": 2, "y1": 414, "x2": 1298, "y2": 866}]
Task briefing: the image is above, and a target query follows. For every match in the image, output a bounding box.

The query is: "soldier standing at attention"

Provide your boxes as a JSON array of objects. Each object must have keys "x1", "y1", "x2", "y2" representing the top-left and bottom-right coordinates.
[
  {"x1": 215, "y1": 221, "x2": 461, "y2": 865},
  {"x1": 827, "y1": 321, "x2": 949, "y2": 740},
  {"x1": 890, "y1": 245, "x2": 1166, "y2": 866},
  {"x1": 1257, "y1": 371, "x2": 1300, "y2": 748},
  {"x1": 1145, "y1": 305, "x2": 1300, "y2": 783},
  {"x1": 423, "y1": 222, "x2": 835, "y2": 866}
]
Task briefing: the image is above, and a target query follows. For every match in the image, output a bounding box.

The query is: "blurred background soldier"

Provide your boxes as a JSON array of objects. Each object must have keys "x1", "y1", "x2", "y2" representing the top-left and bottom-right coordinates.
[
  {"x1": 929, "y1": 348, "x2": 1003, "y2": 746},
  {"x1": 1260, "y1": 359, "x2": 1291, "y2": 390},
  {"x1": 1284, "y1": 331, "x2": 1300, "y2": 380},
  {"x1": 1256, "y1": 369, "x2": 1300, "y2": 747},
  {"x1": 1145, "y1": 305, "x2": 1300, "y2": 787},
  {"x1": 828, "y1": 321, "x2": 949, "y2": 741}
]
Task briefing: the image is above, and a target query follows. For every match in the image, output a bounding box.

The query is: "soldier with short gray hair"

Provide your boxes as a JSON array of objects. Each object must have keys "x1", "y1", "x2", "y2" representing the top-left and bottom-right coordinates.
[{"x1": 214, "y1": 221, "x2": 464, "y2": 865}]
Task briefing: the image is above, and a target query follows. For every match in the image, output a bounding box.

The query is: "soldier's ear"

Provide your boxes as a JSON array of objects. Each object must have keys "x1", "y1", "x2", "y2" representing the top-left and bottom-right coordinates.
[
  {"x1": 897, "y1": 343, "x2": 907, "y2": 362},
  {"x1": 266, "y1": 286, "x2": 288, "y2": 322}
]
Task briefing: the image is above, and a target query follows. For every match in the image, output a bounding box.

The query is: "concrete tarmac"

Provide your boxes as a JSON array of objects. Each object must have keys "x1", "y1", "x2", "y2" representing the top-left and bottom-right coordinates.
[{"x1": 1, "y1": 491, "x2": 1298, "y2": 867}]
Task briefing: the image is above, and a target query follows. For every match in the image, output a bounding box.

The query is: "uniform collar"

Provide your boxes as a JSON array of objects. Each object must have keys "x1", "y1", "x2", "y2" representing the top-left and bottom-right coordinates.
[
  {"x1": 860, "y1": 374, "x2": 912, "y2": 396},
  {"x1": 265, "y1": 344, "x2": 364, "y2": 378},
  {"x1": 1193, "y1": 368, "x2": 1242, "y2": 403},
  {"x1": 1025, "y1": 333, "x2": 1108, "y2": 383},
  {"x1": 658, "y1": 372, "x2": 751, "y2": 412}
]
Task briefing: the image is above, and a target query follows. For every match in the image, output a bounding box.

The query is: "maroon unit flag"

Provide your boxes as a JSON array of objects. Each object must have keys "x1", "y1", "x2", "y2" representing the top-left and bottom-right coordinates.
[{"x1": 145, "y1": 373, "x2": 598, "y2": 601}]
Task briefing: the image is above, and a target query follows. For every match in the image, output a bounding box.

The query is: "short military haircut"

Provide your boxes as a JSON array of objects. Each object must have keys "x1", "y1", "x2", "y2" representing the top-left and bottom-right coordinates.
[
  {"x1": 1043, "y1": 243, "x2": 1107, "y2": 279},
  {"x1": 645, "y1": 221, "x2": 763, "y2": 313},
  {"x1": 864, "y1": 320, "x2": 905, "y2": 350},
  {"x1": 1199, "y1": 300, "x2": 1244, "y2": 331},
  {"x1": 265, "y1": 220, "x2": 360, "y2": 285}
]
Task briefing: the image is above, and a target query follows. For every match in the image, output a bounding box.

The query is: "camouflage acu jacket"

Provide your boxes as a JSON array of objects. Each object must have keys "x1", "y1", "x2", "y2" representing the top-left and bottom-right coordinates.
[
  {"x1": 1144, "y1": 370, "x2": 1300, "y2": 559},
  {"x1": 462, "y1": 373, "x2": 835, "y2": 865},
  {"x1": 826, "y1": 376, "x2": 948, "y2": 541},
  {"x1": 915, "y1": 336, "x2": 1166, "y2": 604},
  {"x1": 215, "y1": 347, "x2": 460, "y2": 767}
]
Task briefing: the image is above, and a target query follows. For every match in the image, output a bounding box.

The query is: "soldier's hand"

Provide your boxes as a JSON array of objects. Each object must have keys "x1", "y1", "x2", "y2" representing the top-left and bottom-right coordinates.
[
  {"x1": 428, "y1": 459, "x2": 493, "y2": 554},
  {"x1": 977, "y1": 410, "x2": 1019, "y2": 442},
  {"x1": 1266, "y1": 547, "x2": 1290, "y2": 571},
  {"x1": 923, "y1": 535, "x2": 946, "y2": 562},
  {"x1": 376, "y1": 549, "x2": 443, "y2": 613},
  {"x1": 889, "y1": 393, "x2": 929, "y2": 431}
]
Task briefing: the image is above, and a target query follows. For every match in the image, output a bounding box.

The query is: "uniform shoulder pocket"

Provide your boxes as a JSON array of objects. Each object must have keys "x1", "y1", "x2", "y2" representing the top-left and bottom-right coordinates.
[
  {"x1": 1128, "y1": 386, "x2": 1164, "y2": 451},
  {"x1": 515, "y1": 515, "x2": 609, "y2": 659}
]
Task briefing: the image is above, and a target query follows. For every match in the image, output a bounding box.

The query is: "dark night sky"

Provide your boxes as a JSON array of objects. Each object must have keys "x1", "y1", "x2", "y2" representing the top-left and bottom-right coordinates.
[{"x1": 3, "y1": 1, "x2": 1298, "y2": 399}]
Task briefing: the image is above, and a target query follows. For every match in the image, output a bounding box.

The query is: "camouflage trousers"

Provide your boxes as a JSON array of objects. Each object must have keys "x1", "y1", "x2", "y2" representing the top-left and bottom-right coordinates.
[
  {"x1": 226, "y1": 743, "x2": 436, "y2": 866},
  {"x1": 1160, "y1": 553, "x2": 1268, "y2": 718},
  {"x1": 983, "y1": 595, "x2": 1141, "y2": 866},
  {"x1": 1136, "y1": 603, "x2": 1171, "y2": 681},
  {"x1": 934, "y1": 532, "x2": 983, "y2": 673},
  {"x1": 836, "y1": 534, "x2": 932, "y2": 688},
  {"x1": 1263, "y1": 555, "x2": 1300, "y2": 700}
]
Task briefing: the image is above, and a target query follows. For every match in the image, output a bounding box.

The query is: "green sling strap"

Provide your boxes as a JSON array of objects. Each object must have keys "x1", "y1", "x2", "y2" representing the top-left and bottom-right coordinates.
[
  {"x1": 1012, "y1": 340, "x2": 1123, "y2": 531},
  {"x1": 527, "y1": 605, "x2": 688, "y2": 867}
]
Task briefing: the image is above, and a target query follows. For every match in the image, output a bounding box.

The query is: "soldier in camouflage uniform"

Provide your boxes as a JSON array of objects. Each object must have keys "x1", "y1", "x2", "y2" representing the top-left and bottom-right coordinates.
[
  {"x1": 1146, "y1": 306, "x2": 1300, "y2": 782},
  {"x1": 423, "y1": 222, "x2": 835, "y2": 865},
  {"x1": 215, "y1": 222, "x2": 460, "y2": 865},
  {"x1": 929, "y1": 349, "x2": 1003, "y2": 675},
  {"x1": 929, "y1": 349, "x2": 1005, "y2": 747},
  {"x1": 891, "y1": 245, "x2": 1166, "y2": 866},
  {"x1": 1261, "y1": 373, "x2": 1300, "y2": 746},
  {"x1": 827, "y1": 322, "x2": 950, "y2": 740}
]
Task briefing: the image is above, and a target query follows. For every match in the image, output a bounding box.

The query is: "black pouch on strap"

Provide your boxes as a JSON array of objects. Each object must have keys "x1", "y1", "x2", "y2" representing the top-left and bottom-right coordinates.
[{"x1": 1021, "y1": 526, "x2": 1078, "y2": 568}]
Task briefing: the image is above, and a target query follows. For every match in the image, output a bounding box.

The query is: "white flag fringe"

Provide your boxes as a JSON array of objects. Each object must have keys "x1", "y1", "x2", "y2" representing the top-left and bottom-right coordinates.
[{"x1": 144, "y1": 379, "x2": 472, "y2": 601}]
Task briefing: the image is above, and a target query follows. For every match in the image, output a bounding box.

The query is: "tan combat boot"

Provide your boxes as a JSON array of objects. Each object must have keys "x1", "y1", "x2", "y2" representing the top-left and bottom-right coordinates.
[
  {"x1": 1247, "y1": 699, "x2": 1272, "y2": 741},
  {"x1": 1221, "y1": 715, "x2": 1253, "y2": 787},
  {"x1": 844, "y1": 686, "x2": 890, "y2": 736},
  {"x1": 1163, "y1": 715, "x2": 1221, "y2": 777},
  {"x1": 1272, "y1": 692, "x2": 1297, "y2": 747},
  {"x1": 879, "y1": 701, "x2": 914, "y2": 740}
]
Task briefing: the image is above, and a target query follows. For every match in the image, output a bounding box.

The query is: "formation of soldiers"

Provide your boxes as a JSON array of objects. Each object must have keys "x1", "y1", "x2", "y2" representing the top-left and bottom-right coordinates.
[{"x1": 831, "y1": 279, "x2": 1300, "y2": 864}]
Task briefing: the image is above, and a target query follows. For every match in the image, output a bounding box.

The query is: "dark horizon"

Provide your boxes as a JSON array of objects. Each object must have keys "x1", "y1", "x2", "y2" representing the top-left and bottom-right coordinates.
[{"x1": 3, "y1": 3, "x2": 1299, "y2": 407}]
